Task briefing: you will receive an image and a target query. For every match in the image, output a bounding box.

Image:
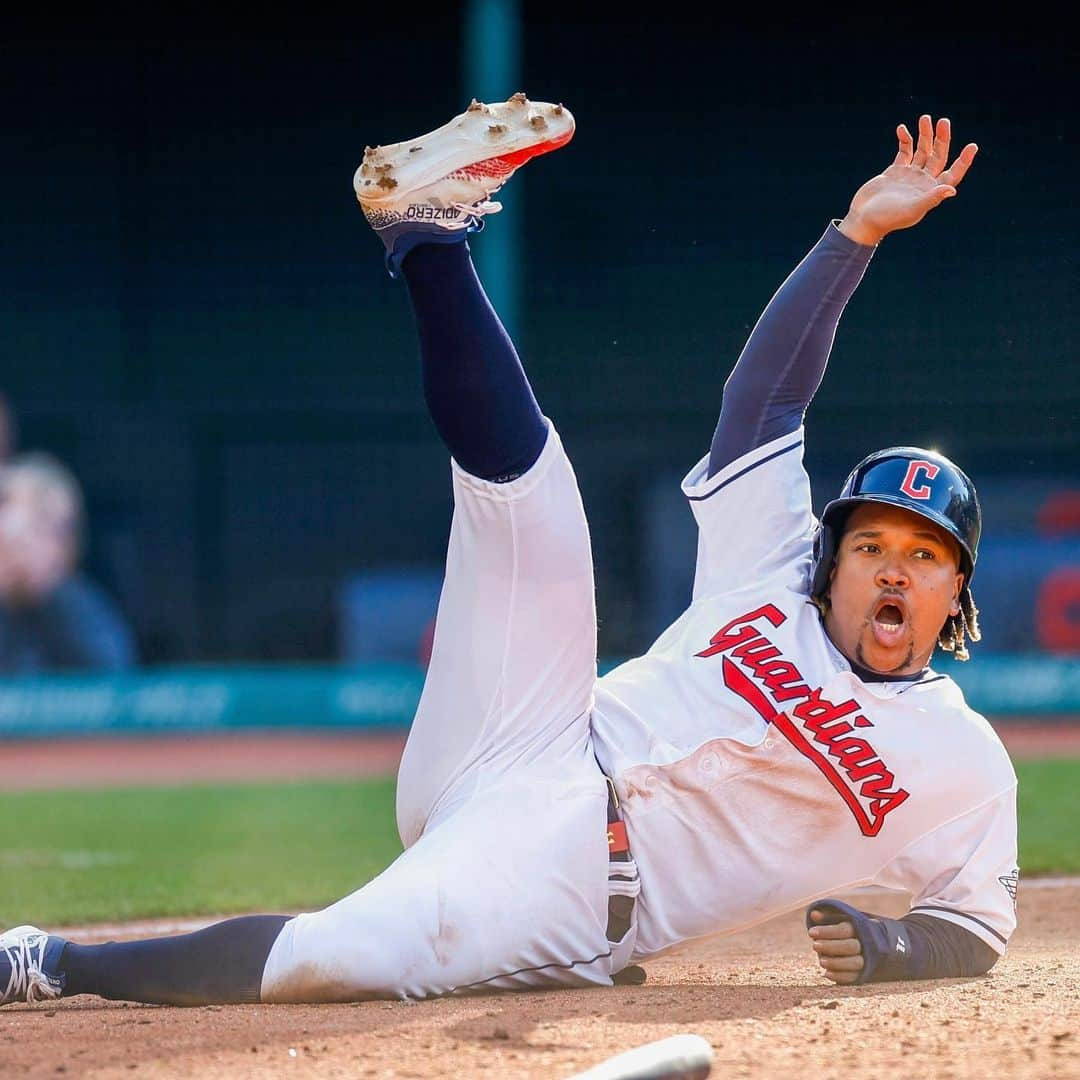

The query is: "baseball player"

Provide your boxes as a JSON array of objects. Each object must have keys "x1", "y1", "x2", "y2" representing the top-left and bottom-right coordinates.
[{"x1": 1, "y1": 97, "x2": 1018, "y2": 1007}]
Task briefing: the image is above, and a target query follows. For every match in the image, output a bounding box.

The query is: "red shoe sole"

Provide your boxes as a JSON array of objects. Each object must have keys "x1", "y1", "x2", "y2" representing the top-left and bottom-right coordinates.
[{"x1": 452, "y1": 125, "x2": 575, "y2": 184}]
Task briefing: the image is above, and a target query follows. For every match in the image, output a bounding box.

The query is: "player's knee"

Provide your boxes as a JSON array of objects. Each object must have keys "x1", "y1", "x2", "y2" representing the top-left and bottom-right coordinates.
[
  {"x1": 260, "y1": 877, "x2": 468, "y2": 1003},
  {"x1": 259, "y1": 910, "x2": 420, "y2": 1002}
]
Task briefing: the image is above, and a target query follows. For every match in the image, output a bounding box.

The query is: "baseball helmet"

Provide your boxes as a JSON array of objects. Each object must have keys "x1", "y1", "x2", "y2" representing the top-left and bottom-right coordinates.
[{"x1": 810, "y1": 446, "x2": 981, "y2": 601}]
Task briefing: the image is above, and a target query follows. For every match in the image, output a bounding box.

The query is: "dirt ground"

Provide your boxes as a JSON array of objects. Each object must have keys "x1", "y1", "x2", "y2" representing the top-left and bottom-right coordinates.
[
  {"x1": 5, "y1": 719, "x2": 1080, "y2": 790},
  {"x1": 2, "y1": 721, "x2": 1078, "y2": 1079},
  {"x1": 0, "y1": 882, "x2": 1075, "y2": 1079}
]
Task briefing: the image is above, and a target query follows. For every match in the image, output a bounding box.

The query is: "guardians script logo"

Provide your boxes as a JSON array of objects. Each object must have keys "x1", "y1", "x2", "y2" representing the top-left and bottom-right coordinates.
[{"x1": 696, "y1": 604, "x2": 909, "y2": 837}]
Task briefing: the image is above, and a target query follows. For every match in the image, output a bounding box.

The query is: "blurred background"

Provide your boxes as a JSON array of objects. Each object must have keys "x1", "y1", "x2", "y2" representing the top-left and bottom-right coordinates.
[{"x1": 0, "y1": 11, "x2": 1075, "y2": 733}]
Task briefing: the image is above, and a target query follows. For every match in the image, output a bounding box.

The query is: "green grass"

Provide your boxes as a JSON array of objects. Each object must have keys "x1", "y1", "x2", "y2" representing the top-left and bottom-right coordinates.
[
  {"x1": 0, "y1": 759, "x2": 1076, "y2": 926},
  {"x1": 0, "y1": 779, "x2": 402, "y2": 925},
  {"x1": 1015, "y1": 758, "x2": 1080, "y2": 875}
]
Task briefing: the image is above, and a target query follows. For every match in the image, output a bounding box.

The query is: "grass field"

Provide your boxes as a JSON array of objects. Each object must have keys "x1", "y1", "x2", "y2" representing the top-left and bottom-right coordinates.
[
  {"x1": 1, "y1": 760, "x2": 1076, "y2": 926},
  {"x1": 0, "y1": 779, "x2": 402, "y2": 925}
]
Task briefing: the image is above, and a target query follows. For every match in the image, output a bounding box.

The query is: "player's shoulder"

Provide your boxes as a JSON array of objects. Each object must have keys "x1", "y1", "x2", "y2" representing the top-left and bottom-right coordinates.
[
  {"x1": 681, "y1": 426, "x2": 807, "y2": 502},
  {"x1": 911, "y1": 670, "x2": 1018, "y2": 785}
]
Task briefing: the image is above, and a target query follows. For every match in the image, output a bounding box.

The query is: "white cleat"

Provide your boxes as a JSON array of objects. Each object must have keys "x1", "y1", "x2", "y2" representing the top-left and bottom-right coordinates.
[
  {"x1": 0, "y1": 925, "x2": 66, "y2": 1006},
  {"x1": 354, "y1": 92, "x2": 575, "y2": 275}
]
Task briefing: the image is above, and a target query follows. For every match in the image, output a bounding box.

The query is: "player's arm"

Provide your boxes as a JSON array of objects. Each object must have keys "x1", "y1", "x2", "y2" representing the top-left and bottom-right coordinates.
[
  {"x1": 708, "y1": 115, "x2": 978, "y2": 478},
  {"x1": 807, "y1": 771, "x2": 1017, "y2": 985},
  {"x1": 806, "y1": 901, "x2": 999, "y2": 984}
]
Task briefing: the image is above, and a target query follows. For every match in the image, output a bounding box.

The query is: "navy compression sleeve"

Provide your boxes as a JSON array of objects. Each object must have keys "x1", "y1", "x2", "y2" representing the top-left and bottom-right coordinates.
[
  {"x1": 808, "y1": 899, "x2": 999, "y2": 982},
  {"x1": 899, "y1": 913, "x2": 999, "y2": 979},
  {"x1": 60, "y1": 915, "x2": 290, "y2": 1004},
  {"x1": 707, "y1": 222, "x2": 876, "y2": 478},
  {"x1": 401, "y1": 239, "x2": 548, "y2": 483}
]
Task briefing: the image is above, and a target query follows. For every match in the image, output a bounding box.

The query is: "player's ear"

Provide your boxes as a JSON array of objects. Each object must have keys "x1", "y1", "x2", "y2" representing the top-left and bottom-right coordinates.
[{"x1": 949, "y1": 573, "x2": 963, "y2": 617}]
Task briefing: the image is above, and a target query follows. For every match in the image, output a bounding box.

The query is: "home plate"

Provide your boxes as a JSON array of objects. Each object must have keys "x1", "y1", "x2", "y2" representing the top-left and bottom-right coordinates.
[{"x1": 565, "y1": 1034, "x2": 714, "y2": 1080}]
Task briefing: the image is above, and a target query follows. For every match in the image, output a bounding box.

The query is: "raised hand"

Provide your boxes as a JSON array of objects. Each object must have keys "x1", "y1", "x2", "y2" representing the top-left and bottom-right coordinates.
[{"x1": 838, "y1": 115, "x2": 978, "y2": 246}]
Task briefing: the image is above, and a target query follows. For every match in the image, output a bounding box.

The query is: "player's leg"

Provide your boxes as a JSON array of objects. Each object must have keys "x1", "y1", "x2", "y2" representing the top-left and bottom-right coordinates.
[
  {"x1": 0, "y1": 759, "x2": 619, "y2": 1006},
  {"x1": 356, "y1": 97, "x2": 598, "y2": 845},
  {"x1": 395, "y1": 242, "x2": 600, "y2": 844},
  {"x1": 0, "y1": 96, "x2": 606, "y2": 1012},
  {"x1": 0, "y1": 917, "x2": 290, "y2": 1006},
  {"x1": 260, "y1": 764, "x2": 614, "y2": 1002}
]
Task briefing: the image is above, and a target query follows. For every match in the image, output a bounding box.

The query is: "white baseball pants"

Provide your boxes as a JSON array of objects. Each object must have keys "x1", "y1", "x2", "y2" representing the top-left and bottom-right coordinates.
[{"x1": 261, "y1": 421, "x2": 638, "y2": 1001}]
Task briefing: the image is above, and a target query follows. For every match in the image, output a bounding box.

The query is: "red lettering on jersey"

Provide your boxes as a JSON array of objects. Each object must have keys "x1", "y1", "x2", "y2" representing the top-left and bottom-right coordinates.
[
  {"x1": 701, "y1": 605, "x2": 910, "y2": 837},
  {"x1": 695, "y1": 604, "x2": 787, "y2": 658},
  {"x1": 792, "y1": 688, "x2": 860, "y2": 729},
  {"x1": 828, "y1": 737, "x2": 879, "y2": 770},
  {"x1": 899, "y1": 460, "x2": 940, "y2": 500},
  {"x1": 731, "y1": 637, "x2": 782, "y2": 665},
  {"x1": 721, "y1": 656, "x2": 779, "y2": 724},
  {"x1": 757, "y1": 660, "x2": 810, "y2": 702}
]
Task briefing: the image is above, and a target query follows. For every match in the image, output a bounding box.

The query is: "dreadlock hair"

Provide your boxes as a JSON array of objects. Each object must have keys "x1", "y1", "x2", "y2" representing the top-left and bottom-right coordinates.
[{"x1": 937, "y1": 587, "x2": 981, "y2": 662}]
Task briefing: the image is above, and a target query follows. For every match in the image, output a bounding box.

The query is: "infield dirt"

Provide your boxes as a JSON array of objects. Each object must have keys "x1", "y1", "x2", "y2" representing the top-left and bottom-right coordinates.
[
  {"x1": 2, "y1": 724, "x2": 1078, "y2": 1078},
  {"x1": 0, "y1": 879, "x2": 1074, "y2": 1078}
]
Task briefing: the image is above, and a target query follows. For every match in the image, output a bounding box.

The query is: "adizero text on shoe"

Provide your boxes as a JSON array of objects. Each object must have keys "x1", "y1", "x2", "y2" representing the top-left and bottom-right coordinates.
[
  {"x1": 355, "y1": 92, "x2": 575, "y2": 241},
  {"x1": 1, "y1": 925, "x2": 65, "y2": 1005}
]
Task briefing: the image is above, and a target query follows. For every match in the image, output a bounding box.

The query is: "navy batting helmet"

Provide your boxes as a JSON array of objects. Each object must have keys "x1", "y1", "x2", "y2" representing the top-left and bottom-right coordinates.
[{"x1": 810, "y1": 446, "x2": 981, "y2": 602}]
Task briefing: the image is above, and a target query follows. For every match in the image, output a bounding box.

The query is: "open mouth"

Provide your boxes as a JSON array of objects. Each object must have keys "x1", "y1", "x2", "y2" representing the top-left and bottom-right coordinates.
[{"x1": 871, "y1": 599, "x2": 907, "y2": 648}]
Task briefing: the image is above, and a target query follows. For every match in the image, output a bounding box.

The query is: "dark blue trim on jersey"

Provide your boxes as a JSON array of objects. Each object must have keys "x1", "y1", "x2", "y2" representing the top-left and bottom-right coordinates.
[
  {"x1": 896, "y1": 674, "x2": 947, "y2": 693},
  {"x1": 686, "y1": 438, "x2": 803, "y2": 502},
  {"x1": 446, "y1": 947, "x2": 614, "y2": 994},
  {"x1": 848, "y1": 658, "x2": 928, "y2": 684},
  {"x1": 907, "y1": 906, "x2": 1008, "y2": 946}
]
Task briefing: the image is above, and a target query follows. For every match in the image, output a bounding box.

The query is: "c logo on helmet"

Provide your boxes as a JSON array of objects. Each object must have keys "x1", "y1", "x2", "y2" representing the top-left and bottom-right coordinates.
[{"x1": 899, "y1": 460, "x2": 940, "y2": 500}]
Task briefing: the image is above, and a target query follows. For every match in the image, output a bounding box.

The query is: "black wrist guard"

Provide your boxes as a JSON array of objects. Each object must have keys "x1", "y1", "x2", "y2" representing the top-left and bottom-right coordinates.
[{"x1": 806, "y1": 898, "x2": 913, "y2": 984}]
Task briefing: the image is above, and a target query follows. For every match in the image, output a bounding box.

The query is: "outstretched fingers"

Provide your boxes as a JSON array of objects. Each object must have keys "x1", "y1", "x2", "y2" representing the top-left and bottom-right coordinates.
[
  {"x1": 925, "y1": 117, "x2": 952, "y2": 175},
  {"x1": 893, "y1": 123, "x2": 914, "y2": 166},
  {"x1": 938, "y1": 141, "x2": 979, "y2": 188},
  {"x1": 910, "y1": 114, "x2": 934, "y2": 168}
]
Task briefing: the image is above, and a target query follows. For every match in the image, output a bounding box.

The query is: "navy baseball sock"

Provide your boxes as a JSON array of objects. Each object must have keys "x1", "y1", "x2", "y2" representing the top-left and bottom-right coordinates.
[
  {"x1": 59, "y1": 914, "x2": 290, "y2": 1005},
  {"x1": 401, "y1": 239, "x2": 547, "y2": 483}
]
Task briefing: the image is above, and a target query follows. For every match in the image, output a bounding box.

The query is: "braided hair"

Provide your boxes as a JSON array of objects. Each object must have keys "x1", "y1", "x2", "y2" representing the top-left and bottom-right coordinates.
[{"x1": 937, "y1": 587, "x2": 981, "y2": 662}]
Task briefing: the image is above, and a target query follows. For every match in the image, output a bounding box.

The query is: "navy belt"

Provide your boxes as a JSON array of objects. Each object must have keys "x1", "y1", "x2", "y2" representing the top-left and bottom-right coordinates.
[
  {"x1": 605, "y1": 777, "x2": 634, "y2": 941},
  {"x1": 604, "y1": 776, "x2": 646, "y2": 985}
]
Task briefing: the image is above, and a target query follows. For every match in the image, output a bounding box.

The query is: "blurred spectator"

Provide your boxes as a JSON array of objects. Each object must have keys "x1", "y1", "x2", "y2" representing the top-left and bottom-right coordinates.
[{"x1": 0, "y1": 451, "x2": 135, "y2": 673}]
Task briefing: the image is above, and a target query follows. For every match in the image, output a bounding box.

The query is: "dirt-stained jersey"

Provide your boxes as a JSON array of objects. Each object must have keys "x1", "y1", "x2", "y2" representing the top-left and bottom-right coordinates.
[{"x1": 590, "y1": 426, "x2": 1018, "y2": 963}]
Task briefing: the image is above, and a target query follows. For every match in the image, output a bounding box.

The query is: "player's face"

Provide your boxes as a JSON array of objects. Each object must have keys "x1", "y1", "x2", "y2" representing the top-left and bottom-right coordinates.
[{"x1": 823, "y1": 502, "x2": 964, "y2": 676}]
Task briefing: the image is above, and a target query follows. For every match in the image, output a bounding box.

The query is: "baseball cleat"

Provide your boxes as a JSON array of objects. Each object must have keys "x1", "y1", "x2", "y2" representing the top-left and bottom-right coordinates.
[
  {"x1": 355, "y1": 92, "x2": 575, "y2": 275},
  {"x1": 0, "y1": 925, "x2": 66, "y2": 1006}
]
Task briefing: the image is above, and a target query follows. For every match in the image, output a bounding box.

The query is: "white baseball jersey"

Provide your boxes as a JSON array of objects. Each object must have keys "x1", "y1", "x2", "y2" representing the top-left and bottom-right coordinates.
[
  {"x1": 590, "y1": 425, "x2": 1019, "y2": 962},
  {"x1": 262, "y1": 420, "x2": 1016, "y2": 1003}
]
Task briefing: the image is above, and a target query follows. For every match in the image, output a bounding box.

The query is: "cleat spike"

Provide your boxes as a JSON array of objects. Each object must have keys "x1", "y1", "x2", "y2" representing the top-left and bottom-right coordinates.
[{"x1": 354, "y1": 96, "x2": 575, "y2": 279}]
